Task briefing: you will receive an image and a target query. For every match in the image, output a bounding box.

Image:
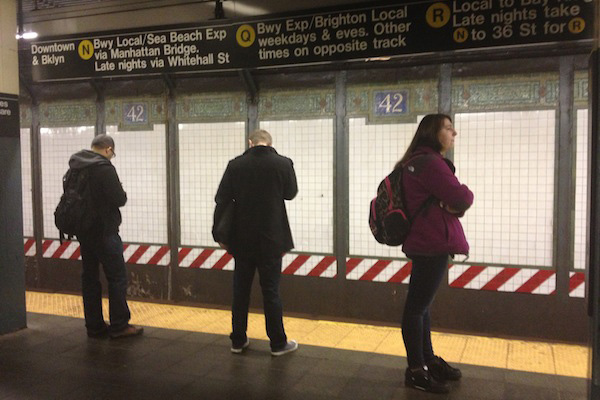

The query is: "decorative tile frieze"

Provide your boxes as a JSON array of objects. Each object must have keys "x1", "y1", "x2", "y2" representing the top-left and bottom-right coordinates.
[
  {"x1": 347, "y1": 89, "x2": 369, "y2": 115},
  {"x1": 19, "y1": 105, "x2": 31, "y2": 127},
  {"x1": 347, "y1": 81, "x2": 438, "y2": 124},
  {"x1": 39, "y1": 102, "x2": 95, "y2": 127},
  {"x1": 177, "y1": 93, "x2": 246, "y2": 122},
  {"x1": 452, "y1": 74, "x2": 559, "y2": 111},
  {"x1": 105, "y1": 97, "x2": 166, "y2": 131},
  {"x1": 258, "y1": 90, "x2": 335, "y2": 119},
  {"x1": 574, "y1": 72, "x2": 588, "y2": 107}
]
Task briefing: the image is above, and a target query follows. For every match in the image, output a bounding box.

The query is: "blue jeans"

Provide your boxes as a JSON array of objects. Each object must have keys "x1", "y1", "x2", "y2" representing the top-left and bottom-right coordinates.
[
  {"x1": 78, "y1": 232, "x2": 130, "y2": 333},
  {"x1": 231, "y1": 256, "x2": 287, "y2": 350},
  {"x1": 402, "y1": 254, "x2": 449, "y2": 368}
]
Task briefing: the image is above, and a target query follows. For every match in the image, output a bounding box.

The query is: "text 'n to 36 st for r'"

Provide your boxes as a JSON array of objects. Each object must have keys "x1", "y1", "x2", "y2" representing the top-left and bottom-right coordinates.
[{"x1": 425, "y1": 0, "x2": 589, "y2": 45}]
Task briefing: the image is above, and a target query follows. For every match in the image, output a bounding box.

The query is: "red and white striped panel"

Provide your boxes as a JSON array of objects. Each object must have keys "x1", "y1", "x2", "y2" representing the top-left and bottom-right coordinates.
[
  {"x1": 24, "y1": 238, "x2": 36, "y2": 257},
  {"x1": 41, "y1": 239, "x2": 170, "y2": 266},
  {"x1": 178, "y1": 248, "x2": 234, "y2": 270},
  {"x1": 281, "y1": 254, "x2": 336, "y2": 277},
  {"x1": 448, "y1": 265, "x2": 556, "y2": 295},
  {"x1": 346, "y1": 258, "x2": 412, "y2": 283},
  {"x1": 345, "y1": 257, "x2": 558, "y2": 295},
  {"x1": 122, "y1": 244, "x2": 170, "y2": 266},
  {"x1": 177, "y1": 247, "x2": 336, "y2": 278},
  {"x1": 569, "y1": 271, "x2": 585, "y2": 298},
  {"x1": 42, "y1": 240, "x2": 81, "y2": 260}
]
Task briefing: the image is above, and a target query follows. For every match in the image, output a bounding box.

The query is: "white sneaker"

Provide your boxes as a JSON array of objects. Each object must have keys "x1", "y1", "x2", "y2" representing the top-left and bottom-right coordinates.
[
  {"x1": 271, "y1": 340, "x2": 298, "y2": 356},
  {"x1": 231, "y1": 338, "x2": 250, "y2": 354}
]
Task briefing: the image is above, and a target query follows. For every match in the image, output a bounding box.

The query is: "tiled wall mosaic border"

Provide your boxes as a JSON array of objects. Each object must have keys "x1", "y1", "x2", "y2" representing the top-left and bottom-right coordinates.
[
  {"x1": 177, "y1": 93, "x2": 247, "y2": 122},
  {"x1": 18, "y1": 74, "x2": 589, "y2": 129},
  {"x1": 258, "y1": 90, "x2": 335, "y2": 119},
  {"x1": 20, "y1": 105, "x2": 31, "y2": 126},
  {"x1": 574, "y1": 71, "x2": 588, "y2": 107},
  {"x1": 39, "y1": 101, "x2": 95, "y2": 127},
  {"x1": 105, "y1": 97, "x2": 166, "y2": 131},
  {"x1": 347, "y1": 80, "x2": 438, "y2": 124},
  {"x1": 453, "y1": 74, "x2": 559, "y2": 111}
]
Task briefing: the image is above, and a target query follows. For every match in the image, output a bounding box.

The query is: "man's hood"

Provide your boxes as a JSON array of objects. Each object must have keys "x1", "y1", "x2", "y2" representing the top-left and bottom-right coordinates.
[{"x1": 68, "y1": 149, "x2": 111, "y2": 169}]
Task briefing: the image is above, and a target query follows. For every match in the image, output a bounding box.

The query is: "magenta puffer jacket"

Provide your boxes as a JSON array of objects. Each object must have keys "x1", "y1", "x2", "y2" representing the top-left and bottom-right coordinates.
[{"x1": 402, "y1": 147, "x2": 473, "y2": 256}]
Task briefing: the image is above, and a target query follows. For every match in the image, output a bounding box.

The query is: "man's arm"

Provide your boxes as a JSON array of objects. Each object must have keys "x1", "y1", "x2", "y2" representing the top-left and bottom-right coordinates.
[
  {"x1": 283, "y1": 159, "x2": 298, "y2": 200},
  {"x1": 98, "y1": 165, "x2": 127, "y2": 207},
  {"x1": 213, "y1": 162, "x2": 234, "y2": 244}
]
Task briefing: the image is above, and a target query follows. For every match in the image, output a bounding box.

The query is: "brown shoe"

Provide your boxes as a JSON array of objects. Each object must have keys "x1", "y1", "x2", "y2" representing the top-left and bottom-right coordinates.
[{"x1": 110, "y1": 325, "x2": 144, "y2": 339}]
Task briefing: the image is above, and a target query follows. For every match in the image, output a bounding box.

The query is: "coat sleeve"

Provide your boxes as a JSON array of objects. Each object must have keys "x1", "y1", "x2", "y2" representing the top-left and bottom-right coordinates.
[
  {"x1": 283, "y1": 158, "x2": 298, "y2": 200},
  {"x1": 98, "y1": 165, "x2": 127, "y2": 208},
  {"x1": 213, "y1": 162, "x2": 234, "y2": 242},
  {"x1": 420, "y1": 157, "x2": 473, "y2": 213}
]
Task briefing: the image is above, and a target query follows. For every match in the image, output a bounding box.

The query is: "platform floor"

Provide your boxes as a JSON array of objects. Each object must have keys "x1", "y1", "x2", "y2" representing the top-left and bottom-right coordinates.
[{"x1": 0, "y1": 291, "x2": 590, "y2": 399}]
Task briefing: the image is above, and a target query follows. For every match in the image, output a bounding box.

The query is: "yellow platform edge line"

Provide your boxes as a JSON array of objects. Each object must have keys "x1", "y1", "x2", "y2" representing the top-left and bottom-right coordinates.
[{"x1": 24, "y1": 291, "x2": 590, "y2": 379}]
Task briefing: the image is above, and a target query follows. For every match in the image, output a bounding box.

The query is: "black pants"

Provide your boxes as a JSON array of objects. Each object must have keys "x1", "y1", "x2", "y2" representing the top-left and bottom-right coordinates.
[
  {"x1": 78, "y1": 232, "x2": 130, "y2": 333},
  {"x1": 230, "y1": 256, "x2": 287, "y2": 350},
  {"x1": 401, "y1": 254, "x2": 449, "y2": 368}
]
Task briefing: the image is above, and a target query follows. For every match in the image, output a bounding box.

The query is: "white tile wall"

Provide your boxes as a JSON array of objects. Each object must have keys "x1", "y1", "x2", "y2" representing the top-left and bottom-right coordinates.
[
  {"x1": 260, "y1": 119, "x2": 334, "y2": 254},
  {"x1": 20, "y1": 128, "x2": 34, "y2": 237},
  {"x1": 40, "y1": 127, "x2": 95, "y2": 239},
  {"x1": 574, "y1": 109, "x2": 589, "y2": 270},
  {"x1": 348, "y1": 117, "x2": 420, "y2": 258},
  {"x1": 179, "y1": 122, "x2": 246, "y2": 247},
  {"x1": 454, "y1": 111, "x2": 555, "y2": 266},
  {"x1": 107, "y1": 125, "x2": 168, "y2": 244}
]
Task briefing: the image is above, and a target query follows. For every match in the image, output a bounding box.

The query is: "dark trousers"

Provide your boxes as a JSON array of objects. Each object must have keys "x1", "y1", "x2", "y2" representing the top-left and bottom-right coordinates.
[
  {"x1": 78, "y1": 232, "x2": 130, "y2": 333},
  {"x1": 230, "y1": 256, "x2": 287, "y2": 350},
  {"x1": 401, "y1": 254, "x2": 449, "y2": 368}
]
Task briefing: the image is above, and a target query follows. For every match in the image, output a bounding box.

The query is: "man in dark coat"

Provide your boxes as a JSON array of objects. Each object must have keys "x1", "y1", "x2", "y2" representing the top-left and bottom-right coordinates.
[
  {"x1": 213, "y1": 129, "x2": 298, "y2": 356},
  {"x1": 69, "y1": 134, "x2": 143, "y2": 339}
]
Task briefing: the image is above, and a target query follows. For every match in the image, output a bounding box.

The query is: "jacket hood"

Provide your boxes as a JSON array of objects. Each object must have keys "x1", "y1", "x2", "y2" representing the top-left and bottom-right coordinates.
[{"x1": 69, "y1": 149, "x2": 111, "y2": 169}]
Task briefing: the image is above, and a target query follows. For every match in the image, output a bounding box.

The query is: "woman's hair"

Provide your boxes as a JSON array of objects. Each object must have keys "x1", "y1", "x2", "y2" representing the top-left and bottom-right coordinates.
[{"x1": 395, "y1": 113, "x2": 451, "y2": 169}]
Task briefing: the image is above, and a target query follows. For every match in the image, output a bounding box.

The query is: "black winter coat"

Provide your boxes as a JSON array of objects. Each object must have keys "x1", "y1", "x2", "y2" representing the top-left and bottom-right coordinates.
[
  {"x1": 69, "y1": 150, "x2": 127, "y2": 236},
  {"x1": 213, "y1": 146, "x2": 298, "y2": 260}
]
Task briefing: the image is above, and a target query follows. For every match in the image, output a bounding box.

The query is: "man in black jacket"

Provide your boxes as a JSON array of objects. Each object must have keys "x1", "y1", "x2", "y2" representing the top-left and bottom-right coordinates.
[
  {"x1": 71, "y1": 134, "x2": 143, "y2": 339},
  {"x1": 213, "y1": 129, "x2": 298, "y2": 356}
]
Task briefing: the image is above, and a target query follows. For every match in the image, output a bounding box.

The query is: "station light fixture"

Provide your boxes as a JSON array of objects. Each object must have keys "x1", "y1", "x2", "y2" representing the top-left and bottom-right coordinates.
[{"x1": 16, "y1": 0, "x2": 38, "y2": 40}]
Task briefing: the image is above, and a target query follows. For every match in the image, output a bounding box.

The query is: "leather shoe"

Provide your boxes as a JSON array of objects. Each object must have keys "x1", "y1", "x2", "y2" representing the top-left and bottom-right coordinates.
[{"x1": 110, "y1": 325, "x2": 144, "y2": 339}]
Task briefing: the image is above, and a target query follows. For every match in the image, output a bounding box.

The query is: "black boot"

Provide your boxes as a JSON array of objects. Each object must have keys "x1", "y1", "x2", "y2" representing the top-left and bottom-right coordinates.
[
  {"x1": 426, "y1": 356, "x2": 462, "y2": 381},
  {"x1": 405, "y1": 366, "x2": 450, "y2": 394}
]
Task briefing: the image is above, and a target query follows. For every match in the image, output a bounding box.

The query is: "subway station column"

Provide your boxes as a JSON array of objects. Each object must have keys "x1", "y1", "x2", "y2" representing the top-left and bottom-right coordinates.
[
  {"x1": 0, "y1": 0, "x2": 26, "y2": 335},
  {"x1": 590, "y1": 1, "x2": 600, "y2": 398}
]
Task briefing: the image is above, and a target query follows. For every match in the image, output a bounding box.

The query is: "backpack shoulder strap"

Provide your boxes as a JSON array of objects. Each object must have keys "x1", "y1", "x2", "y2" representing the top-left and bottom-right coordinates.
[{"x1": 398, "y1": 154, "x2": 435, "y2": 222}]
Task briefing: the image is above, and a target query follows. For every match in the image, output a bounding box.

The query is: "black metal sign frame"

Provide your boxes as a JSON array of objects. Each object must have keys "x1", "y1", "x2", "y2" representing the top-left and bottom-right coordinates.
[{"x1": 25, "y1": 0, "x2": 594, "y2": 82}]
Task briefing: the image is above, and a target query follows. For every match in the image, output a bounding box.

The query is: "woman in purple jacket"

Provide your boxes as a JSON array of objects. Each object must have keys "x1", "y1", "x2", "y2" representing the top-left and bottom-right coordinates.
[{"x1": 399, "y1": 114, "x2": 473, "y2": 394}]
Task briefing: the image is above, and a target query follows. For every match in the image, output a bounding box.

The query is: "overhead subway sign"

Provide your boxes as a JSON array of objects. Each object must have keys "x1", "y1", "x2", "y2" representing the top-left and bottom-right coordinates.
[{"x1": 27, "y1": 0, "x2": 593, "y2": 82}]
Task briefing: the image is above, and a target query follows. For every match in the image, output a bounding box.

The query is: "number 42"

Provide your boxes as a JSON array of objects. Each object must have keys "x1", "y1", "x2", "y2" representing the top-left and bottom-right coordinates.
[
  {"x1": 378, "y1": 93, "x2": 404, "y2": 114},
  {"x1": 126, "y1": 105, "x2": 145, "y2": 122}
]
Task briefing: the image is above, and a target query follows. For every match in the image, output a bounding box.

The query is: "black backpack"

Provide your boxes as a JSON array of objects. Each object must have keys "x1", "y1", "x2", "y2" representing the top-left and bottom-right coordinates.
[
  {"x1": 368, "y1": 158, "x2": 432, "y2": 246},
  {"x1": 54, "y1": 167, "x2": 97, "y2": 242}
]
